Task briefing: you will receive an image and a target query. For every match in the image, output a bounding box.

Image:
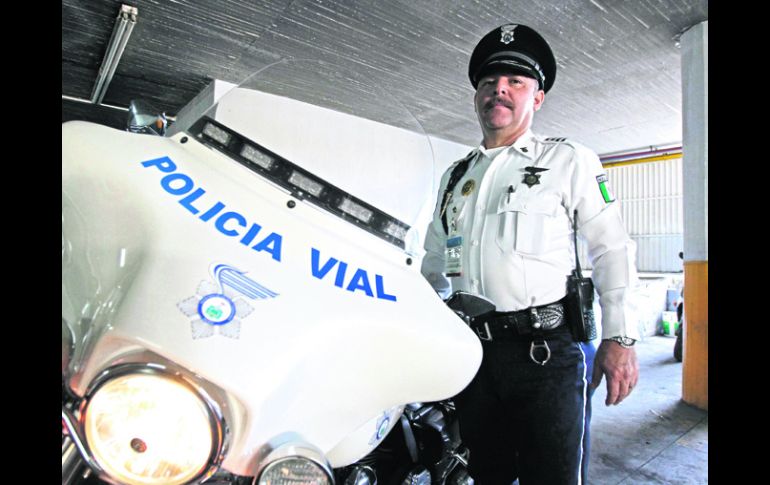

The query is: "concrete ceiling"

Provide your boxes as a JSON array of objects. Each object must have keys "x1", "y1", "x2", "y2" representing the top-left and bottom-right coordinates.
[{"x1": 62, "y1": 0, "x2": 707, "y2": 155}]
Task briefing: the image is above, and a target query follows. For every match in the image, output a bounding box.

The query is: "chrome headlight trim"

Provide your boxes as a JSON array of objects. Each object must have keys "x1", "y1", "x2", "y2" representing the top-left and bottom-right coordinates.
[
  {"x1": 253, "y1": 441, "x2": 334, "y2": 485},
  {"x1": 64, "y1": 362, "x2": 228, "y2": 485},
  {"x1": 62, "y1": 405, "x2": 105, "y2": 476}
]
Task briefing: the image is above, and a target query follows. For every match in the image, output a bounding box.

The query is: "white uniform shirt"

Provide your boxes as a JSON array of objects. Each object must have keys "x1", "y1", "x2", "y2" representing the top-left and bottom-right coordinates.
[{"x1": 421, "y1": 130, "x2": 638, "y2": 340}]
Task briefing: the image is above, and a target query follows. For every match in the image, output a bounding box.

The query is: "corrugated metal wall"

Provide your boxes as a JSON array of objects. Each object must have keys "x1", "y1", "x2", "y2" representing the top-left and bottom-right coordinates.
[{"x1": 581, "y1": 157, "x2": 684, "y2": 273}]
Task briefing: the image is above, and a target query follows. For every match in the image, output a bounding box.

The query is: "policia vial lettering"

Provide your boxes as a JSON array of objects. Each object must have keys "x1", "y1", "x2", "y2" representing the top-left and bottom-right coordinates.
[
  {"x1": 140, "y1": 156, "x2": 283, "y2": 261},
  {"x1": 140, "y1": 156, "x2": 398, "y2": 303}
]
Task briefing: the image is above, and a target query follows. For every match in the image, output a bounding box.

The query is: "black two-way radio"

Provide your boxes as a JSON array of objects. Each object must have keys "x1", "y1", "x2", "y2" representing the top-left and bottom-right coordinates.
[{"x1": 565, "y1": 210, "x2": 597, "y2": 342}]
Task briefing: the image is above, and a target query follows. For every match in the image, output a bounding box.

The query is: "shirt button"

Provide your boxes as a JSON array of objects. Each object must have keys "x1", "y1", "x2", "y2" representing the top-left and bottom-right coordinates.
[{"x1": 472, "y1": 240, "x2": 479, "y2": 246}]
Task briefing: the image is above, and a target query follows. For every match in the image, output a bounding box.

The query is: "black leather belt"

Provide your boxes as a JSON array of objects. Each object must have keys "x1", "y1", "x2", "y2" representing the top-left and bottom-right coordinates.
[{"x1": 470, "y1": 299, "x2": 568, "y2": 342}]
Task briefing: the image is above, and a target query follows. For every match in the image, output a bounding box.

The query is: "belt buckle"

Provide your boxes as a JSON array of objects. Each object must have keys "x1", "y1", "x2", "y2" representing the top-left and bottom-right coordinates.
[
  {"x1": 474, "y1": 321, "x2": 493, "y2": 341},
  {"x1": 536, "y1": 304, "x2": 564, "y2": 330}
]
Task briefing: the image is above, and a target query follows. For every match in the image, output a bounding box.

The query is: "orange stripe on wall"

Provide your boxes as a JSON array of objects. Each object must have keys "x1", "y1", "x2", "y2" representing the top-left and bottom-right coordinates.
[{"x1": 683, "y1": 261, "x2": 708, "y2": 410}]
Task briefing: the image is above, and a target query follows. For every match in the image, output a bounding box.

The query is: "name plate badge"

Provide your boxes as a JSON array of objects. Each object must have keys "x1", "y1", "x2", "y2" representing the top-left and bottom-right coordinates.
[{"x1": 445, "y1": 235, "x2": 463, "y2": 277}]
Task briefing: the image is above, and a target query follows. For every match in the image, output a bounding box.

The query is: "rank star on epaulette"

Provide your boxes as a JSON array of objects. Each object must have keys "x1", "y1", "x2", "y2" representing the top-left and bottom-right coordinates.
[{"x1": 523, "y1": 166, "x2": 549, "y2": 188}]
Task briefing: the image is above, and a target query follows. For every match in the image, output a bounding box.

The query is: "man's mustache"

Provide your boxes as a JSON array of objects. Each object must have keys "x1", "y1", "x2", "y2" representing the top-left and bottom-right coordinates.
[{"x1": 484, "y1": 97, "x2": 513, "y2": 110}]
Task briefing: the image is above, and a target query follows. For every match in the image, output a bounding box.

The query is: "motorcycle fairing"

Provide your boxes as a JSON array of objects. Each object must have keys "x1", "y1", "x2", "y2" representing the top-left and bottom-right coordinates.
[{"x1": 62, "y1": 120, "x2": 482, "y2": 474}]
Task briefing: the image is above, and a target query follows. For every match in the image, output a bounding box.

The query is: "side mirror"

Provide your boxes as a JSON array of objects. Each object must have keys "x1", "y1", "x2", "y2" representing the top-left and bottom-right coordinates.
[
  {"x1": 444, "y1": 291, "x2": 496, "y2": 322},
  {"x1": 127, "y1": 99, "x2": 167, "y2": 136}
]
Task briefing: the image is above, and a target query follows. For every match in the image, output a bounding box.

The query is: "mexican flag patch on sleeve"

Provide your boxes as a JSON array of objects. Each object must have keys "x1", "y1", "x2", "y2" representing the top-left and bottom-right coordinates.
[{"x1": 596, "y1": 174, "x2": 615, "y2": 203}]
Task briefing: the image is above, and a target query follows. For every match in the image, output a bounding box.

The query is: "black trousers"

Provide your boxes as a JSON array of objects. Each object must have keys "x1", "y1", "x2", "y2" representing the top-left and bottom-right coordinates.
[{"x1": 454, "y1": 326, "x2": 596, "y2": 485}]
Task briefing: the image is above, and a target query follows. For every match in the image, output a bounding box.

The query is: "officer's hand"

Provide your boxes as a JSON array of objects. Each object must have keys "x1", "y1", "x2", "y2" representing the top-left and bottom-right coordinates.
[{"x1": 590, "y1": 340, "x2": 639, "y2": 406}]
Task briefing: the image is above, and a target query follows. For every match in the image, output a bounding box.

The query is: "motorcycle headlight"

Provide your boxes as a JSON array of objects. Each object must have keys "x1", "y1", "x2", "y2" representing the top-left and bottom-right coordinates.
[
  {"x1": 258, "y1": 457, "x2": 331, "y2": 485},
  {"x1": 254, "y1": 441, "x2": 333, "y2": 485},
  {"x1": 82, "y1": 369, "x2": 224, "y2": 485}
]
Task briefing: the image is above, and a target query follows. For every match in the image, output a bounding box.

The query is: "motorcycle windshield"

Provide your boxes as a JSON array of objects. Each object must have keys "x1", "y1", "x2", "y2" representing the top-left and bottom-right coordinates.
[{"x1": 179, "y1": 58, "x2": 437, "y2": 255}]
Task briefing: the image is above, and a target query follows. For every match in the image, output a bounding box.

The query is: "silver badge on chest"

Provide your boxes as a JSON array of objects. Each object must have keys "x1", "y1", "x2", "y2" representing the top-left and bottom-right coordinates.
[{"x1": 500, "y1": 25, "x2": 518, "y2": 44}]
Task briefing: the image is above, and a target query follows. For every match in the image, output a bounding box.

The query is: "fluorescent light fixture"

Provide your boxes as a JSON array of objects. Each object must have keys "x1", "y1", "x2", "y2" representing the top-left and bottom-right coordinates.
[
  {"x1": 339, "y1": 198, "x2": 373, "y2": 223},
  {"x1": 90, "y1": 4, "x2": 138, "y2": 105},
  {"x1": 288, "y1": 171, "x2": 325, "y2": 197},
  {"x1": 240, "y1": 144, "x2": 275, "y2": 170},
  {"x1": 202, "y1": 122, "x2": 232, "y2": 146}
]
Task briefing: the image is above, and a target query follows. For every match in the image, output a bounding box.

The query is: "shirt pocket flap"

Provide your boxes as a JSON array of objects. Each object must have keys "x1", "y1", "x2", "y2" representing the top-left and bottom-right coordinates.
[{"x1": 497, "y1": 194, "x2": 560, "y2": 216}]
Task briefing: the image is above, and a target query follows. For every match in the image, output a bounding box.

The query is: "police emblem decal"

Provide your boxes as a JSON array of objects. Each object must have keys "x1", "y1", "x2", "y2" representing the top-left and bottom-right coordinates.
[
  {"x1": 178, "y1": 263, "x2": 279, "y2": 340},
  {"x1": 596, "y1": 174, "x2": 615, "y2": 203},
  {"x1": 522, "y1": 166, "x2": 549, "y2": 188},
  {"x1": 501, "y1": 25, "x2": 518, "y2": 44},
  {"x1": 461, "y1": 179, "x2": 476, "y2": 196},
  {"x1": 368, "y1": 410, "x2": 394, "y2": 445},
  {"x1": 198, "y1": 294, "x2": 237, "y2": 326}
]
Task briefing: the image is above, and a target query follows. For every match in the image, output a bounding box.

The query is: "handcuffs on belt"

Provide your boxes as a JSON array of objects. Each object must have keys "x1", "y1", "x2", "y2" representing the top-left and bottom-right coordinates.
[
  {"x1": 473, "y1": 306, "x2": 555, "y2": 366},
  {"x1": 528, "y1": 308, "x2": 552, "y2": 366}
]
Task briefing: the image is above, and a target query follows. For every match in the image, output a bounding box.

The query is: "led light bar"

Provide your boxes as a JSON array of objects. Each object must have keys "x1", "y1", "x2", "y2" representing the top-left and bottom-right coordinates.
[
  {"x1": 289, "y1": 171, "x2": 325, "y2": 197},
  {"x1": 240, "y1": 144, "x2": 275, "y2": 170},
  {"x1": 383, "y1": 221, "x2": 408, "y2": 241},
  {"x1": 188, "y1": 117, "x2": 410, "y2": 248},
  {"x1": 339, "y1": 198, "x2": 373, "y2": 224},
  {"x1": 202, "y1": 122, "x2": 233, "y2": 146}
]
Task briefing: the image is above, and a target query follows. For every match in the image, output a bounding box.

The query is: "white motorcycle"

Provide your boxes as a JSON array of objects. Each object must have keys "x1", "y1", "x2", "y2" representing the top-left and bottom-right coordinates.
[{"x1": 62, "y1": 58, "x2": 484, "y2": 485}]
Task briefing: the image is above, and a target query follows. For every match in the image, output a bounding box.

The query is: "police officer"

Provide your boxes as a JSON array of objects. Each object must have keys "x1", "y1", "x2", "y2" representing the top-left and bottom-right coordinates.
[{"x1": 421, "y1": 24, "x2": 640, "y2": 484}]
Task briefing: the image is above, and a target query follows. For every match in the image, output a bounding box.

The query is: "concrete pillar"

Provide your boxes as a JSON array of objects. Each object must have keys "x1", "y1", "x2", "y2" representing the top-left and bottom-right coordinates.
[{"x1": 680, "y1": 21, "x2": 708, "y2": 410}]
